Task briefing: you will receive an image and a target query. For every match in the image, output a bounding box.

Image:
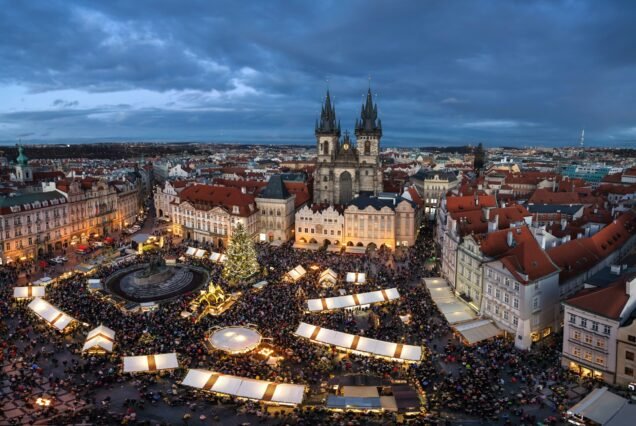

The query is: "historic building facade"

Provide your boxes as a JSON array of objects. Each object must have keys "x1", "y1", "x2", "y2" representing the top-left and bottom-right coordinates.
[{"x1": 313, "y1": 90, "x2": 383, "y2": 205}]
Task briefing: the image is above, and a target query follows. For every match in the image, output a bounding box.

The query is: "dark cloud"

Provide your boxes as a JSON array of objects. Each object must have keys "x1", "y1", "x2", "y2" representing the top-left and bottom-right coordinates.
[{"x1": 1, "y1": 0, "x2": 636, "y2": 147}]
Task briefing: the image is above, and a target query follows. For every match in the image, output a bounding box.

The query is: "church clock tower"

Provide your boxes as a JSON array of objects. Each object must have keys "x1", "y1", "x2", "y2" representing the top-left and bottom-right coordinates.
[
  {"x1": 314, "y1": 91, "x2": 340, "y2": 204},
  {"x1": 355, "y1": 88, "x2": 383, "y2": 195}
]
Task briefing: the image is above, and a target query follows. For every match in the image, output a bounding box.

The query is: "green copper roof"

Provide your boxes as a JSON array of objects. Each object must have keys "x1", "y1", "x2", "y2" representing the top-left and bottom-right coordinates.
[{"x1": 16, "y1": 145, "x2": 28, "y2": 166}]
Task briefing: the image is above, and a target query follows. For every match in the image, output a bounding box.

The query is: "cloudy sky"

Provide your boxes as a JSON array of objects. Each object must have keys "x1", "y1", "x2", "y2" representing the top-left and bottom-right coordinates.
[{"x1": 1, "y1": 0, "x2": 635, "y2": 147}]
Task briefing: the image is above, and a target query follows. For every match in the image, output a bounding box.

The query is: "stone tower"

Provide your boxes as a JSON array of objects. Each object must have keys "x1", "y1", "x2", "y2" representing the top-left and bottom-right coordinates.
[
  {"x1": 313, "y1": 87, "x2": 383, "y2": 206},
  {"x1": 15, "y1": 145, "x2": 33, "y2": 183}
]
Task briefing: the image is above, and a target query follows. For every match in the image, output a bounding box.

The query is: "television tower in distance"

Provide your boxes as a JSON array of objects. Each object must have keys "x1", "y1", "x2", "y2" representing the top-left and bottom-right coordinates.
[{"x1": 579, "y1": 129, "x2": 585, "y2": 148}]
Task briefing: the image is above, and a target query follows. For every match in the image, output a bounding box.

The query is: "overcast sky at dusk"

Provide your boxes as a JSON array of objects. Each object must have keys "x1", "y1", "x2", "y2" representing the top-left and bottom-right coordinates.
[{"x1": 1, "y1": 0, "x2": 635, "y2": 147}]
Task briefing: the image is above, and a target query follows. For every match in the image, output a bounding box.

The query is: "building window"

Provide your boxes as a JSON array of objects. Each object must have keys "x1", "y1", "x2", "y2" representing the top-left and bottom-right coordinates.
[
  {"x1": 627, "y1": 351, "x2": 635, "y2": 361},
  {"x1": 512, "y1": 316, "x2": 518, "y2": 327},
  {"x1": 625, "y1": 367, "x2": 634, "y2": 376},
  {"x1": 584, "y1": 334, "x2": 593, "y2": 345},
  {"x1": 604, "y1": 325, "x2": 611, "y2": 335},
  {"x1": 573, "y1": 330, "x2": 581, "y2": 341},
  {"x1": 532, "y1": 296, "x2": 540, "y2": 310},
  {"x1": 514, "y1": 282, "x2": 520, "y2": 291},
  {"x1": 504, "y1": 293, "x2": 510, "y2": 304},
  {"x1": 629, "y1": 335, "x2": 636, "y2": 343},
  {"x1": 583, "y1": 351, "x2": 593, "y2": 362},
  {"x1": 569, "y1": 314, "x2": 576, "y2": 324},
  {"x1": 573, "y1": 347, "x2": 581, "y2": 357},
  {"x1": 595, "y1": 356, "x2": 604, "y2": 366},
  {"x1": 487, "y1": 284, "x2": 492, "y2": 295},
  {"x1": 591, "y1": 322, "x2": 598, "y2": 332},
  {"x1": 580, "y1": 318, "x2": 587, "y2": 328},
  {"x1": 596, "y1": 340, "x2": 605, "y2": 349}
]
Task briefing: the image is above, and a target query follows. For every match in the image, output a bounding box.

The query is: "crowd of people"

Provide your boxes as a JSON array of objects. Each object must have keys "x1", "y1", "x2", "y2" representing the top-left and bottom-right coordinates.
[{"x1": 0, "y1": 225, "x2": 588, "y2": 425}]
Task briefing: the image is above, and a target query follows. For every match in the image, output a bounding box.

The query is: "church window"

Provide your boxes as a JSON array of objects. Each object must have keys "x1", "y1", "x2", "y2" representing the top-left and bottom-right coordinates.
[
  {"x1": 323, "y1": 176, "x2": 328, "y2": 182},
  {"x1": 323, "y1": 142, "x2": 329, "y2": 155},
  {"x1": 364, "y1": 140, "x2": 371, "y2": 155},
  {"x1": 365, "y1": 170, "x2": 369, "y2": 176}
]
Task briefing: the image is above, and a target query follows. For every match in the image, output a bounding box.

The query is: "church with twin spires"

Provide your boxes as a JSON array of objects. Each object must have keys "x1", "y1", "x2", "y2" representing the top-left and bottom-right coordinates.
[{"x1": 313, "y1": 88, "x2": 383, "y2": 206}]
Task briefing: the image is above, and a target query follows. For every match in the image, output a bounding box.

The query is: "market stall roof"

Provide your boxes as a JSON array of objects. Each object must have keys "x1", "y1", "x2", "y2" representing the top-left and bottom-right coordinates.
[
  {"x1": 346, "y1": 272, "x2": 366, "y2": 284},
  {"x1": 319, "y1": 268, "x2": 338, "y2": 286},
  {"x1": 454, "y1": 320, "x2": 501, "y2": 345},
  {"x1": 209, "y1": 252, "x2": 227, "y2": 263},
  {"x1": 185, "y1": 247, "x2": 197, "y2": 256},
  {"x1": 181, "y1": 369, "x2": 306, "y2": 405},
  {"x1": 307, "y1": 288, "x2": 399, "y2": 312},
  {"x1": 75, "y1": 263, "x2": 96, "y2": 274},
  {"x1": 27, "y1": 298, "x2": 76, "y2": 332},
  {"x1": 87, "y1": 279, "x2": 103, "y2": 291},
  {"x1": 132, "y1": 233, "x2": 151, "y2": 244},
  {"x1": 327, "y1": 395, "x2": 382, "y2": 410},
  {"x1": 285, "y1": 265, "x2": 307, "y2": 282},
  {"x1": 13, "y1": 286, "x2": 46, "y2": 299},
  {"x1": 294, "y1": 322, "x2": 422, "y2": 362},
  {"x1": 122, "y1": 353, "x2": 179, "y2": 373},
  {"x1": 82, "y1": 325, "x2": 116, "y2": 353},
  {"x1": 35, "y1": 276, "x2": 53, "y2": 285},
  {"x1": 194, "y1": 249, "x2": 207, "y2": 258},
  {"x1": 567, "y1": 387, "x2": 629, "y2": 425}
]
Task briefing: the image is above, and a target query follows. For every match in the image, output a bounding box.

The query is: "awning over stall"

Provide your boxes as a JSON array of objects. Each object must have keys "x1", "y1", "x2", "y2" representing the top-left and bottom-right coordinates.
[
  {"x1": 27, "y1": 298, "x2": 76, "y2": 332},
  {"x1": 181, "y1": 369, "x2": 306, "y2": 405},
  {"x1": 123, "y1": 353, "x2": 179, "y2": 373},
  {"x1": 307, "y1": 288, "x2": 399, "y2": 312}
]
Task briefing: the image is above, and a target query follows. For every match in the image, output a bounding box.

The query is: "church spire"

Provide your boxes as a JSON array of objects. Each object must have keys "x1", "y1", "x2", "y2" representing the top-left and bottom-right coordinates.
[
  {"x1": 315, "y1": 90, "x2": 340, "y2": 136},
  {"x1": 355, "y1": 87, "x2": 382, "y2": 137}
]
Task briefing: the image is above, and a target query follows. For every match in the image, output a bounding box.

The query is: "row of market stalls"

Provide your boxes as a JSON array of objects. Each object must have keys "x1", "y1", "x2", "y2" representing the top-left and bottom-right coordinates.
[
  {"x1": 284, "y1": 265, "x2": 367, "y2": 286},
  {"x1": 294, "y1": 322, "x2": 422, "y2": 363},
  {"x1": 306, "y1": 288, "x2": 400, "y2": 312},
  {"x1": 182, "y1": 369, "x2": 306, "y2": 406},
  {"x1": 424, "y1": 277, "x2": 502, "y2": 345},
  {"x1": 184, "y1": 247, "x2": 227, "y2": 263}
]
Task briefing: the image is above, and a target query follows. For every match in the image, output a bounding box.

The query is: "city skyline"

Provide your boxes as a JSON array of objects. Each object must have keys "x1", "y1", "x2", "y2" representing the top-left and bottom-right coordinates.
[{"x1": 2, "y1": 1, "x2": 636, "y2": 147}]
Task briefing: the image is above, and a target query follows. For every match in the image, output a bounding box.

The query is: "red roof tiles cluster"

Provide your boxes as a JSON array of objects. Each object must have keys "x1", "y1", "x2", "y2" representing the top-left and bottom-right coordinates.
[
  {"x1": 446, "y1": 194, "x2": 497, "y2": 213},
  {"x1": 476, "y1": 226, "x2": 559, "y2": 283},
  {"x1": 548, "y1": 211, "x2": 636, "y2": 282},
  {"x1": 178, "y1": 184, "x2": 256, "y2": 217},
  {"x1": 528, "y1": 188, "x2": 581, "y2": 205},
  {"x1": 564, "y1": 279, "x2": 631, "y2": 320}
]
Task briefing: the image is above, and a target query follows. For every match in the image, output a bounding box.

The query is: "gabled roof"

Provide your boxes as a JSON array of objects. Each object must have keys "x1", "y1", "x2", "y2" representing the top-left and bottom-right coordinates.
[
  {"x1": 179, "y1": 184, "x2": 256, "y2": 217},
  {"x1": 528, "y1": 188, "x2": 581, "y2": 205},
  {"x1": 548, "y1": 211, "x2": 636, "y2": 282},
  {"x1": 564, "y1": 280, "x2": 629, "y2": 320},
  {"x1": 446, "y1": 194, "x2": 497, "y2": 213}
]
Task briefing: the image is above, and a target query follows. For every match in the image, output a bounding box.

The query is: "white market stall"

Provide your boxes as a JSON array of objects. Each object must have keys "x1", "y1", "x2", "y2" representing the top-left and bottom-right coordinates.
[
  {"x1": 83, "y1": 325, "x2": 116, "y2": 354},
  {"x1": 33, "y1": 276, "x2": 53, "y2": 286},
  {"x1": 13, "y1": 286, "x2": 46, "y2": 300},
  {"x1": 123, "y1": 353, "x2": 179, "y2": 373},
  {"x1": 318, "y1": 269, "x2": 338, "y2": 287},
  {"x1": 294, "y1": 322, "x2": 422, "y2": 363},
  {"x1": 194, "y1": 249, "x2": 207, "y2": 258},
  {"x1": 181, "y1": 369, "x2": 306, "y2": 406},
  {"x1": 285, "y1": 265, "x2": 307, "y2": 283},
  {"x1": 307, "y1": 288, "x2": 399, "y2": 312},
  {"x1": 209, "y1": 252, "x2": 227, "y2": 263},
  {"x1": 185, "y1": 247, "x2": 197, "y2": 256},
  {"x1": 346, "y1": 272, "x2": 366, "y2": 284},
  {"x1": 87, "y1": 279, "x2": 103, "y2": 292},
  {"x1": 27, "y1": 298, "x2": 76, "y2": 333}
]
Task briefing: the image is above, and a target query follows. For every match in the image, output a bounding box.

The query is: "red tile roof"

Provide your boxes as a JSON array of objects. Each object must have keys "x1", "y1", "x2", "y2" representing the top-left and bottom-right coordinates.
[
  {"x1": 477, "y1": 226, "x2": 559, "y2": 283},
  {"x1": 178, "y1": 184, "x2": 256, "y2": 217},
  {"x1": 446, "y1": 194, "x2": 497, "y2": 213},
  {"x1": 548, "y1": 211, "x2": 636, "y2": 282},
  {"x1": 487, "y1": 204, "x2": 531, "y2": 227},
  {"x1": 528, "y1": 188, "x2": 581, "y2": 204},
  {"x1": 284, "y1": 182, "x2": 311, "y2": 208},
  {"x1": 564, "y1": 280, "x2": 630, "y2": 320}
]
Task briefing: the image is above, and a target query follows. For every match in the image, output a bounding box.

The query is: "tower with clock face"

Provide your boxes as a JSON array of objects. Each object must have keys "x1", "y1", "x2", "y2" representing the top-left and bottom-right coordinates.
[{"x1": 314, "y1": 88, "x2": 383, "y2": 206}]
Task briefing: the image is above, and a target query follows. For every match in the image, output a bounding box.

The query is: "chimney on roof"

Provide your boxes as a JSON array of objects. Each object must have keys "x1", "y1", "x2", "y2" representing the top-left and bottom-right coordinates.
[
  {"x1": 610, "y1": 265, "x2": 622, "y2": 275},
  {"x1": 561, "y1": 218, "x2": 567, "y2": 231},
  {"x1": 627, "y1": 277, "x2": 636, "y2": 296},
  {"x1": 475, "y1": 196, "x2": 479, "y2": 206},
  {"x1": 241, "y1": 187, "x2": 246, "y2": 194},
  {"x1": 488, "y1": 214, "x2": 499, "y2": 233},
  {"x1": 507, "y1": 230, "x2": 514, "y2": 247}
]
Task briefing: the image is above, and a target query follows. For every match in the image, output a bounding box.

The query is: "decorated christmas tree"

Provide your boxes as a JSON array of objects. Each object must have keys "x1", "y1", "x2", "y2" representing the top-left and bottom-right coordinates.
[{"x1": 222, "y1": 222, "x2": 259, "y2": 285}]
